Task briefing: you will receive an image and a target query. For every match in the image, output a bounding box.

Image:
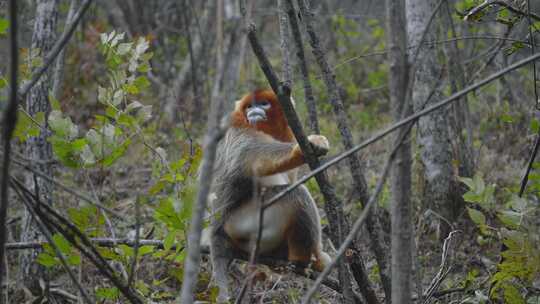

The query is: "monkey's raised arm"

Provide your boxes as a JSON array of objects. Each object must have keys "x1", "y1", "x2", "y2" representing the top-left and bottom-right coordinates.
[{"x1": 221, "y1": 128, "x2": 328, "y2": 177}]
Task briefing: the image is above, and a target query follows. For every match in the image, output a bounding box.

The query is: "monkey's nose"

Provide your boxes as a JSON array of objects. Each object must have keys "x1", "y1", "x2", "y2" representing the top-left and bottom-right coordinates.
[{"x1": 247, "y1": 108, "x2": 267, "y2": 125}]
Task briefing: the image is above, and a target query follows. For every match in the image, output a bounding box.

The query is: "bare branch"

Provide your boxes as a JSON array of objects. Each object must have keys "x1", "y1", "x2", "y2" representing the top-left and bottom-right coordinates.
[
  {"x1": 464, "y1": 0, "x2": 540, "y2": 21},
  {"x1": 8, "y1": 157, "x2": 122, "y2": 218},
  {"x1": 284, "y1": 0, "x2": 320, "y2": 133},
  {"x1": 11, "y1": 185, "x2": 93, "y2": 304},
  {"x1": 264, "y1": 51, "x2": 540, "y2": 210},
  {"x1": 11, "y1": 178, "x2": 143, "y2": 304}
]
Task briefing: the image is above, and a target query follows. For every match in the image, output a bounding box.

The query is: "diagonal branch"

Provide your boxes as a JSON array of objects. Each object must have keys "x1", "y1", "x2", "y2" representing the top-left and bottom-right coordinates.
[
  {"x1": 18, "y1": 0, "x2": 93, "y2": 99},
  {"x1": 11, "y1": 178, "x2": 143, "y2": 303},
  {"x1": 264, "y1": 51, "x2": 540, "y2": 210},
  {"x1": 464, "y1": 0, "x2": 540, "y2": 21},
  {"x1": 11, "y1": 184, "x2": 93, "y2": 304}
]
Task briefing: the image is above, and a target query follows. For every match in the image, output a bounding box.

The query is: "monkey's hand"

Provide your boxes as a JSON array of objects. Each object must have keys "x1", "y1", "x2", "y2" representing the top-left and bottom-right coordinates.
[{"x1": 308, "y1": 135, "x2": 329, "y2": 157}]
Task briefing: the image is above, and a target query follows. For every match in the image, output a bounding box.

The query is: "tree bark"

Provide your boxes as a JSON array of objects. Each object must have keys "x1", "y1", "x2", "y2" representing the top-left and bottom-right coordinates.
[
  {"x1": 52, "y1": 0, "x2": 79, "y2": 101},
  {"x1": 407, "y1": 0, "x2": 455, "y2": 237},
  {"x1": 21, "y1": 0, "x2": 58, "y2": 293},
  {"x1": 386, "y1": 0, "x2": 412, "y2": 303},
  {"x1": 442, "y1": 1, "x2": 475, "y2": 180}
]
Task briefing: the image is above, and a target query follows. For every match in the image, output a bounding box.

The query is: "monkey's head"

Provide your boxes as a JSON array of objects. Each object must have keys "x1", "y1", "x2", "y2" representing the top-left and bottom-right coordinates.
[{"x1": 231, "y1": 89, "x2": 294, "y2": 142}]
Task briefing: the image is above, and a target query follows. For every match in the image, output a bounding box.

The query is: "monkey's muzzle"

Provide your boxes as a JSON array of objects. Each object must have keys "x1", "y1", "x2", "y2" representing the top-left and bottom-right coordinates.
[{"x1": 247, "y1": 107, "x2": 267, "y2": 125}]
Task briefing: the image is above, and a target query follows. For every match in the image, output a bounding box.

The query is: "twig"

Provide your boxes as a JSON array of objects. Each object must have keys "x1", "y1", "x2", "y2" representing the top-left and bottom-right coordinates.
[
  {"x1": 422, "y1": 231, "x2": 461, "y2": 304},
  {"x1": 4, "y1": 238, "x2": 173, "y2": 250},
  {"x1": 464, "y1": 0, "x2": 540, "y2": 22},
  {"x1": 263, "y1": 51, "x2": 540, "y2": 211},
  {"x1": 11, "y1": 184, "x2": 93, "y2": 304},
  {"x1": 0, "y1": 0, "x2": 19, "y2": 282},
  {"x1": 127, "y1": 197, "x2": 140, "y2": 287},
  {"x1": 8, "y1": 157, "x2": 122, "y2": 218},
  {"x1": 285, "y1": 0, "x2": 319, "y2": 133},
  {"x1": 277, "y1": 0, "x2": 292, "y2": 86},
  {"x1": 330, "y1": 35, "x2": 534, "y2": 74},
  {"x1": 18, "y1": 0, "x2": 93, "y2": 98},
  {"x1": 518, "y1": 0, "x2": 540, "y2": 197},
  {"x1": 10, "y1": 178, "x2": 143, "y2": 304}
]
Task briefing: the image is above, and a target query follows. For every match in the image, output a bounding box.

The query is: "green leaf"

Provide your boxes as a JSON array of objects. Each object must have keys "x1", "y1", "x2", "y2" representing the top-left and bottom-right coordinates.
[
  {"x1": 138, "y1": 245, "x2": 155, "y2": 256},
  {"x1": 500, "y1": 113, "x2": 514, "y2": 123},
  {"x1": 137, "y1": 105, "x2": 152, "y2": 122},
  {"x1": 0, "y1": 77, "x2": 7, "y2": 89},
  {"x1": 102, "y1": 138, "x2": 131, "y2": 167},
  {"x1": 118, "y1": 244, "x2": 134, "y2": 257},
  {"x1": 503, "y1": 284, "x2": 525, "y2": 304},
  {"x1": 52, "y1": 234, "x2": 71, "y2": 254},
  {"x1": 116, "y1": 42, "x2": 133, "y2": 55},
  {"x1": 467, "y1": 207, "x2": 486, "y2": 226},
  {"x1": 36, "y1": 253, "x2": 57, "y2": 267},
  {"x1": 49, "y1": 110, "x2": 78, "y2": 139},
  {"x1": 498, "y1": 210, "x2": 521, "y2": 229},
  {"x1": 96, "y1": 287, "x2": 119, "y2": 300},
  {"x1": 163, "y1": 231, "x2": 176, "y2": 251},
  {"x1": 133, "y1": 76, "x2": 150, "y2": 90},
  {"x1": 67, "y1": 253, "x2": 81, "y2": 266},
  {"x1": 0, "y1": 18, "x2": 9, "y2": 35},
  {"x1": 49, "y1": 93, "x2": 61, "y2": 110},
  {"x1": 13, "y1": 110, "x2": 41, "y2": 142}
]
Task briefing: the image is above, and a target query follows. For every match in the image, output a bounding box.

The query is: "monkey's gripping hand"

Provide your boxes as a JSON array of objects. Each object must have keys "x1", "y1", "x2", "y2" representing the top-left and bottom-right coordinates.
[{"x1": 308, "y1": 134, "x2": 329, "y2": 157}]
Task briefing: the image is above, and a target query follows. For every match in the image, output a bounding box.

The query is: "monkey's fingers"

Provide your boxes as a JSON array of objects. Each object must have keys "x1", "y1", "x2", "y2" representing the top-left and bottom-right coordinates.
[{"x1": 308, "y1": 135, "x2": 330, "y2": 157}]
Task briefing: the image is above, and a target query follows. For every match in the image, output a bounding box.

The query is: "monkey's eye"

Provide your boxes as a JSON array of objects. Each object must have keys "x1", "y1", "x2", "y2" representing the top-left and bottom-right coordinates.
[
  {"x1": 246, "y1": 104, "x2": 252, "y2": 109},
  {"x1": 260, "y1": 101, "x2": 269, "y2": 106}
]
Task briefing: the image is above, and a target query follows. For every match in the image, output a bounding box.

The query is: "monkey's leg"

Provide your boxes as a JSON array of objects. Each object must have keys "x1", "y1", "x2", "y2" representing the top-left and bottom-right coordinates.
[
  {"x1": 210, "y1": 230, "x2": 234, "y2": 303},
  {"x1": 283, "y1": 186, "x2": 323, "y2": 269}
]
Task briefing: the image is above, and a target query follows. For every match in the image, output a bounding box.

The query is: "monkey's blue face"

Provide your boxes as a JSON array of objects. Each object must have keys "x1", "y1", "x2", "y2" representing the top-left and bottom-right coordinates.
[{"x1": 246, "y1": 99, "x2": 271, "y2": 125}]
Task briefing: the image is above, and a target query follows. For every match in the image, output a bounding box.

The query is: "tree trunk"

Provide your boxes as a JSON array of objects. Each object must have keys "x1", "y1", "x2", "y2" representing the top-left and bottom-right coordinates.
[
  {"x1": 442, "y1": 1, "x2": 475, "y2": 179},
  {"x1": 407, "y1": 0, "x2": 455, "y2": 237},
  {"x1": 386, "y1": 0, "x2": 412, "y2": 302},
  {"x1": 20, "y1": 0, "x2": 58, "y2": 293}
]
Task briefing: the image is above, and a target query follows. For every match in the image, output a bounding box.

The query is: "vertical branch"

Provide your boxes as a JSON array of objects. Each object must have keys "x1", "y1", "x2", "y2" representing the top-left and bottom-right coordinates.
[
  {"x1": 277, "y1": 0, "x2": 292, "y2": 86},
  {"x1": 386, "y1": 0, "x2": 413, "y2": 303},
  {"x1": 296, "y1": 0, "x2": 391, "y2": 298},
  {"x1": 179, "y1": 2, "x2": 228, "y2": 303},
  {"x1": 0, "y1": 0, "x2": 19, "y2": 285},
  {"x1": 284, "y1": 0, "x2": 319, "y2": 133},
  {"x1": 52, "y1": 0, "x2": 80, "y2": 100}
]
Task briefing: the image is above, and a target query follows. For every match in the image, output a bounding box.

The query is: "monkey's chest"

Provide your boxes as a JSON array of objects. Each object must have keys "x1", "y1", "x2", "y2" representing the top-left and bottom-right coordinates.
[{"x1": 223, "y1": 197, "x2": 294, "y2": 254}]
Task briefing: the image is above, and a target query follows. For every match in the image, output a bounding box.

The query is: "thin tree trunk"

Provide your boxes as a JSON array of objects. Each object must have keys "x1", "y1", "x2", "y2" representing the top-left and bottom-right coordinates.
[
  {"x1": 442, "y1": 1, "x2": 475, "y2": 179},
  {"x1": 297, "y1": 0, "x2": 391, "y2": 299},
  {"x1": 52, "y1": 0, "x2": 79, "y2": 101},
  {"x1": 21, "y1": 0, "x2": 58, "y2": 293},
  {"x1": 407, "y1": 0, "x2": 454, "y2": 237},
  {"x1": 386, "y1": 0, "x2": 412, "y2": 302}
]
